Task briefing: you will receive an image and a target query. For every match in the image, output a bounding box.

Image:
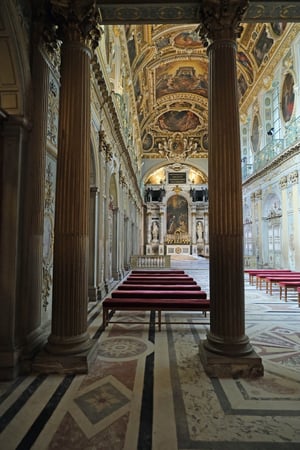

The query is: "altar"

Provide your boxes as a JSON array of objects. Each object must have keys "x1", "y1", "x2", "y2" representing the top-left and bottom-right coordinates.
[{"x1": 166, "y1": 245, "x2": 191, "y2": 256}]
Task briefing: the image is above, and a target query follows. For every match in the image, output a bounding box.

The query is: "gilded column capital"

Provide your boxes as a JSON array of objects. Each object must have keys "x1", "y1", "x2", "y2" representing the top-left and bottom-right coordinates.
[
  {"x1": 49, "y1": 0, "x2": 102, "y2": 50},
  {"x1": 197, "y1": 0, "x2": 248, "y2": 45}
]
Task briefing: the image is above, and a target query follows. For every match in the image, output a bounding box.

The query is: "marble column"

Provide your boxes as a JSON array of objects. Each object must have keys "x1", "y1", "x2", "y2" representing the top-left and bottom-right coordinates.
[
  {"x1": 191, "y1": 205, "x2": 197, "y2": 244},
  {"x1": 0, "y1": 117, "x2": 30, "y2": 379},
  {"x1": 255, "y1": 189, "x2": 263, "y2": 266},
  {"x1": 290, "y1": 171, "x2": 299, "y2": 269},
  {"x1": 198, "y1": 1, "x2": 263, "y2": 377},
  {"x1": 159, "y1": 206, "x2": 164, "y2": 245},
  {"x1": 146, "y1": 209, "x2": 152, "y2": 244},
  {"x1": 19, "y1": 31, "x2": 48, "y2": 357},
  {"x1": 250, "y1": 192, "x2": 256, "y2": 267},
  {"x1": 88, "y1": 186, "x2": 99, "y2": 301},
  {"x1": 111, "y1": 207, "x2": 120, "y2": 279},
  {"x1": 34, "y1": 3, "x2": 101, "y2": 373},
  {"x1": 279, "y1": 178, "x2": 288, "y2": 268},
  {"x1": 124, "y1": 215, "x2": 129, "y2": 269},
  {"x1": 98, "y1": 188, "x2": 106, "y2": 299}
]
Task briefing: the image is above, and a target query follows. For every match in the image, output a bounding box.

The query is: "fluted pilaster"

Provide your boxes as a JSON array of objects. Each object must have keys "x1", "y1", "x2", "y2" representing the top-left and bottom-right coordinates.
[
  {"x1": 88, "y1": 186, "x2": 99, "y2": 301},
  {"x1": 21, "y1": 32, "x2": 48, "y2": 346}
]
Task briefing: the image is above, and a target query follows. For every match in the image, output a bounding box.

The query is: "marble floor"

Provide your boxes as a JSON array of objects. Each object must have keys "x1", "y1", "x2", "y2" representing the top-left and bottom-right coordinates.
[{"x1": 1, "y1": 257, "x2": 300, "y2": 450}]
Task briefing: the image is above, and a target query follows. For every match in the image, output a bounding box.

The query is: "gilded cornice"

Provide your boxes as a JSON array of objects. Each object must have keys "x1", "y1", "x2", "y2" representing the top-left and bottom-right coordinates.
[{"x1": 97, "y1": 2, "x2": 300, "y2": 24}]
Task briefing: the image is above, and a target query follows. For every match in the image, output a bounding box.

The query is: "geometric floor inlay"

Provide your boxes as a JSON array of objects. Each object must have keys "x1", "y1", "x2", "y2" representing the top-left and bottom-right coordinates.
[
  {"x1": 70, "y1": 375, "x2": 132, "y2": 439},
  {"x1": 74, "y1": 382, "x2": 130, "y2": 424},
  {"x1": 98, "y1": 337, "x2": 153, "y2": 361}
]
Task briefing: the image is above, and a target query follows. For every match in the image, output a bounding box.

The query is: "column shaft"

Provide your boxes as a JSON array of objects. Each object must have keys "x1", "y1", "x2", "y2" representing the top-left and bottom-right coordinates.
[
  {"x1": 21, "y1": 42, "x2": 48, "y2": 345},
  {"x1": 47, "y1": 38, "x2": 92, "y2": 353},
  {"x1": 88, "y1": 186, "x2": 99, "y2": 301},
  {"x1": 205, "y1": 39, "x2": 251, "y2": 355},
  {"x1": 197, "y1": 1, "x2": 263, "y2": 376}
]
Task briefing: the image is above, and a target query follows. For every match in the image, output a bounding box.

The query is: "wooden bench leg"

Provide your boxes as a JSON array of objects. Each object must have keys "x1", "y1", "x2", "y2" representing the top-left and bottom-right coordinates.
[
  {"x1": 285, "y1": 287, "x2": 287, "y2": 302},
  {"x1": 298, "y1": 292, "x2": 300, "y2": 307},
  {"x1": 158, "y1": 310, "x2": 161, "y2": 331},
  {"x1": 279, "y1": 286, "x2": 282, "y2": 300},
  {"x1": 102, "y1": 306, "x2": 106, "y2": 330},
  {"x1": 102, "y1": 307, "x2": 107, "y2": 329}
]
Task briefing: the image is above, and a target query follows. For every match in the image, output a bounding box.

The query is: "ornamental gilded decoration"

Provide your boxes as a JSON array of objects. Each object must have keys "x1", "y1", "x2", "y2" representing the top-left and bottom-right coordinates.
[
  {"x1": 50, "y1": 0, "x2": 102, "y2": 49},
  {"x1": 197, "y1": 0, "x2": 249, "y2": 45}
]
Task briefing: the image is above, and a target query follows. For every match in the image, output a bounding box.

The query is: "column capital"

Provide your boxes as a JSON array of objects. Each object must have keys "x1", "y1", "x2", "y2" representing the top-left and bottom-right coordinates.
[
  {"x1": 255, "y1": 189, "x2": 262, "y2": 200},
  {"x1": 197, "y1": 0, "x2": 248, "y2": 46},
  {"x1": 280, "y1": 175, "x2": 288, "y2": 190},
  {"x1": 49, "y1": 0, "x2": 102, "y2": 50}
]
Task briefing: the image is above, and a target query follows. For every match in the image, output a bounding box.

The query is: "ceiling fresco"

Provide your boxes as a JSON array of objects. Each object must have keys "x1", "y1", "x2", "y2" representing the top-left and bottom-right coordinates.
[{"x1": 121, "y1": 20, "x2": 295, "y2": 163}]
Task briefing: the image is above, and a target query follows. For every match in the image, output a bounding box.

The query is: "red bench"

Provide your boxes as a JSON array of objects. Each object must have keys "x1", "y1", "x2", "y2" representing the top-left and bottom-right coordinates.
[
  {"x1": 254, "y1": 271, "x2": 297, "y2": 290},
  {"x1": 278, "y1": 280, "x2": 300, "y2": 302},
  {"x1": 127, "y1": 275, "x2": 191, "y2": 280},
  {"x1": 117, "y1": 284, "x2": 201, "y2": 291},
  {"x1": 244, "y1": 269, "x2": 291, "y2": 285},
  {"x1": 131, "y1": 270, "x2": 185, "y2": 275},
  {"x1": 102, "y1": 297, "x2": 210, "y2": 331},
  {"x1": 264, "y1": 274, "x2": 300, "y2": 295},
  {"x1": 111, "y1": 289, "x2": 207, "y2": 299},
  {"x1": 124, "y1": 278, "x2": 197, "y2": 285}
]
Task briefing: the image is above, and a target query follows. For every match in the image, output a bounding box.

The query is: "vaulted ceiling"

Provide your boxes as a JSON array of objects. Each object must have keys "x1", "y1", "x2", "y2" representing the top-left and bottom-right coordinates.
[
  {"x1": 123, "y1": 22, "x2": 296, "y2": 163},
  {"x1": 97, "y1": 2, "x2": 300, "y2": 169}
]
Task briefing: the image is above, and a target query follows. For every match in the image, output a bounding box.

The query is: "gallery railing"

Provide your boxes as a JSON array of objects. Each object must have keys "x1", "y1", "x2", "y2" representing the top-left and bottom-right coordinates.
[
  {"x1": 242, "y1": 116, "x2": 300, "y2": 181},
  {"x1": 130, "y1": 255, "x2": 171, "y2": 268}
]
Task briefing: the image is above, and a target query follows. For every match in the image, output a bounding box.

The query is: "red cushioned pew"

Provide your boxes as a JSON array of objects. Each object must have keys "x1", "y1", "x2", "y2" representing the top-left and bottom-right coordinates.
[
  {"x1": 102, "y1": 297, "x2": 210, "y2": 331},
  {"x1": 123, "y1": 278, "x2": 197, "y2": 285},
  {"x1": 254, "y1": 271, "x2": 295, "y2": 290},
  {"x1": 278, "y1": 280, "x2": 300, "y2": 302},
  {"x1": 244, "y1": 269, "x2": 291, "y2": 286},
  {"x1": 117, "y1": 284, "x2": 201, "y2": 291},
  {"x1": 263, "y1": 273, "x2": 300, "y2": 295},
  {"x1": 111, "y1": 289, "x2": 207, "y2": 299},
  {"x1": 131, "y1": 270, "x2": 185, "y2": 275},
  {"x1": 102, "y1": 268, "x2": 209, "y2": 330}
]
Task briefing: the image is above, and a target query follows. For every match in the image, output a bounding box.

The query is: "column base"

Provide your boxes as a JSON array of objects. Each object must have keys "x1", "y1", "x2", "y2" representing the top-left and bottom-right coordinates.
[
  {"x1": 199, "y1": 340, "x2": 264, "y2": 378},
  {"x1": 32, "y1": 338, "x2": 98, "y2": 375},
  {"x1": 88, "y1": 285, "x2": 98, "y2": 302}
]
